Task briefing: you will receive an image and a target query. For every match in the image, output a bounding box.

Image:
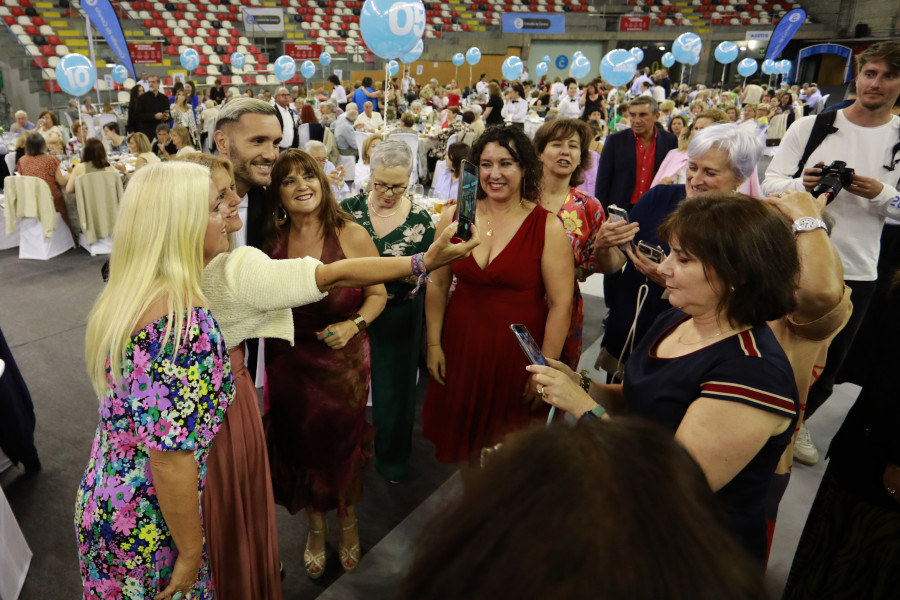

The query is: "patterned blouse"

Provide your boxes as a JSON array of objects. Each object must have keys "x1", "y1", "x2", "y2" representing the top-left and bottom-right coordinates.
[
  {"x1": 557, "y1": 187, "x2": 605, "y2": 281},
  {"x1": 341, "y1": 193, "x2": 436, "y2": 305},
  {"x1": 75, "y1": 307, "x2": 233, "y2": 599}
]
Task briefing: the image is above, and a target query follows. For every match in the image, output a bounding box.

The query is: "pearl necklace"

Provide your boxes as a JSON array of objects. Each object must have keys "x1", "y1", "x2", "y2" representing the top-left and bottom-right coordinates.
[{"x1": 368, "y1": 198, "x2": 406, "y2": 218}]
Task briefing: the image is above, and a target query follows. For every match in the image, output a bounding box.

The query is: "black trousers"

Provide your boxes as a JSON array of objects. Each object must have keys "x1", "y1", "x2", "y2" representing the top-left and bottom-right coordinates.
[{"x1": 804, "y1": 278, "x2": 876, "y2": 419}]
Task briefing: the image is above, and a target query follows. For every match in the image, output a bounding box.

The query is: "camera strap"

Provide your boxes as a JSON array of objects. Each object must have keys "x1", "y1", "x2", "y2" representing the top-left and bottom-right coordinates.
[{"x1": 792, "y1": 111, "x2": 838, "y2": 179}]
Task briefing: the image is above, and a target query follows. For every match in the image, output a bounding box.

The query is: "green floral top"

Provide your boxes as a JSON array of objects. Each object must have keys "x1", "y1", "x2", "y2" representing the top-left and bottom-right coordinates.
[{"x1": 341, "y1": 193, "x2": 436, "y2": 306}]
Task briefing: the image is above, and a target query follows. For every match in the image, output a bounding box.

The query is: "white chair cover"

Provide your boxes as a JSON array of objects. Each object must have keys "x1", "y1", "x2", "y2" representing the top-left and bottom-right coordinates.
[
  {"x1": 0, "y1": 484, "x2": 32, "y2": 600},
  {"x1": 18, "y1": 213, "x2": 74, "y2": 260},
  {"x1": 5, "y1": 153, "x2": 16, "y2": 176}
]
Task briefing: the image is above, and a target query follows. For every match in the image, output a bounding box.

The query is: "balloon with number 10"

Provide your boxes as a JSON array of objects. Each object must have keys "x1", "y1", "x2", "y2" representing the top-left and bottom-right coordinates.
[{"x1": 56, "y1": 53, "x2": 96, "y2": 97}]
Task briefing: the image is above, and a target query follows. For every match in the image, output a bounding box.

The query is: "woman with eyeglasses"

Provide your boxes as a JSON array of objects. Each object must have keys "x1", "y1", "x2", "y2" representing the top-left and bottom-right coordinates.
[{"x1": 341, "y1": 140, "x2": 436, "y2": 484}]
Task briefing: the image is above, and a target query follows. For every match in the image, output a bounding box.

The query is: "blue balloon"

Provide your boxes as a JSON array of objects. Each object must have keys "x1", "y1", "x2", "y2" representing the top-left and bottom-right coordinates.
[
  {"x1": 319, "y1": 51, "x2": 332, "y2": 67},
  {"x1": 661, "y1": 52, "x2": 675, "y2": 68},
  {"x1": 672, "y1": 32, "x2": 702, "y2": 65},
  {"x1": 399, "y1": 39, "x2": 423, "y2": 64},
  {"x1": 56, "y1": 54, "x2": 96, "y2": 97},
  {"x1": 300, "y1": 60, "x2": 316, "y2": 79},
  {"x1": 230, "y1": 52, "x2": 246, "y2": 69},
  {"x1": 535, "y1": 61, "x2": 548, "y2": 77},
  {"x1": 541, "y1": 55, "x2": 551, "y2": 64},
  {"x1": 778, "y1": 59, "x2": 792, "y2": 76},
  {"x1": 501, "y1": 56, "x2": 524, "y2": 81},
  {"x1": 387, "y1": 59, "x2": 400, "y2": 76},
  {"x1": 600, "y1": 49, "x2": 637, "y2": 88},
  {"x1": 452, "y1": 53, "x2": 464, "y2": 67},
  {"x1": 179, "y1": 48, "x2": 200, "y2": 72},
  {"x1": 630, "y1": 47, "x2": 644, "y2": 64},
  {"x1": 572, "y1": 51, "x2": 584, "y2": 63},
  {"x1": 360, "y1": 0, "x2": 426, "y2": 60},
  {"x1": 110, "y1": 64, "x2": 128, "y2": 84},
  {"x1": 737, "y1": 58, "x2": 758, "y2": 77},
  {"x1": 570, "y1": 55, "x2": 591, "y2": 79},
  {"x1": 761, "y1": 59, "x2": 777, "y2": 75},
  {"x1": 714, "y1": 41, "x2": 739, "y2": 65},
  {"x1": 466, "y1": 47, "x2": 481, "y2": 66},
  {"x1": 273, "y1": 55, "x2": 297, "y2": 82}
]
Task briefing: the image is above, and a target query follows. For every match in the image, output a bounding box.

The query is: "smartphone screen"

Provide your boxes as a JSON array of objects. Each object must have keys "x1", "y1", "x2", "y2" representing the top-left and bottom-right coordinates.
[
  {"x1": 510, "y1": 324, "x2": 556, "y2": 425},
  {"x1": 455, "y1": 160, "x2": 478, "y2": 241},
  {"x1": 607, "y1": 204, "x2": 629, "y2": 224}
]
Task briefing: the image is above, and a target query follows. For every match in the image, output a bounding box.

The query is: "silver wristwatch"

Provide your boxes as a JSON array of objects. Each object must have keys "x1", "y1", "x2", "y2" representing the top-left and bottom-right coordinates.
[{"x1": 792, "y1": 216, "x2": 828, "y2": 235}]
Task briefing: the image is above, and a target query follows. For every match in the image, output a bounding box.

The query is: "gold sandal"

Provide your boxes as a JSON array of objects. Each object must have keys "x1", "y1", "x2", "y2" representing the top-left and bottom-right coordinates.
[
  {"x1": 304, "y1": 527, "x2": 327, "y2": 579},
  {"x1": 339, "y1": 519, "x2": 361, "y2": 572}
]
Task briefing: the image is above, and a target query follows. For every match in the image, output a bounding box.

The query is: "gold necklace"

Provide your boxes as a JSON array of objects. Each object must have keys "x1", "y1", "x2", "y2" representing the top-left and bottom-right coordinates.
[
  {"x1": 368, "y1": 198, "x2": 406, "y2": 218},
  {"x1": 479, "y1": 199, "x2": 528, "y2": 237},
  {"x1": 677, "y1": 326, "x2": 738, "y2": 346}
]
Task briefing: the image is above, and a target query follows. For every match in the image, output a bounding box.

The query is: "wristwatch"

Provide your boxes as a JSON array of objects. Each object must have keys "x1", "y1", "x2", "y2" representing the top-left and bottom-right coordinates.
[
  {"x1": 351, "y1": 313, "x2": 367, "y2": 334},
  {"x1": 792, "y1": 216, "x2": 829, "y2": 235}
]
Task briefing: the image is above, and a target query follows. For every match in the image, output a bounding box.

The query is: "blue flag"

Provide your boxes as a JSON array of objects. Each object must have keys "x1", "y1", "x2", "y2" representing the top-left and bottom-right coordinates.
[
  {"x1": 81, "y1": 0, "x2": 136, "y2": 78},
  {"x1": 765, "y1": 8, "x2": 806, "y2": 62}
]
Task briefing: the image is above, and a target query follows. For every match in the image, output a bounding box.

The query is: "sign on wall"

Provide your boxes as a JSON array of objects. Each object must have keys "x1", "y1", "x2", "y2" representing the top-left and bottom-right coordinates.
[
  {"x1": 502, "y1": 13, "x2": 565, "y2": 34},
  {"x1": 284, "y1": 43, "x2": 322, "y2": 60},
  {"x1": 619, "y1": 16, "x2": 650, "y2": 31},
  {"x1": 128, "y1": 42, "x2": 162, "y2": 64},
  {"x1": 242, "y1": 7, "x2": 285, "y2": 36}
]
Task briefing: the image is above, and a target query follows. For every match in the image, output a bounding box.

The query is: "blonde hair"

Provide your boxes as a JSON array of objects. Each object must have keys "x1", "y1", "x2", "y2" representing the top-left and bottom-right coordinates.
[
  {"x1": 171, "y1": 126, "x2": 194, "y2": 148},
  {"x1": 84, "y1": 162, "x2": 210, "y2": 396},
  {"x1": 127, "y1": 132, "x2": 152, "y2": 154},
  {"x1": 175, "y1": 153, "x2": 238, "y2": 249}
]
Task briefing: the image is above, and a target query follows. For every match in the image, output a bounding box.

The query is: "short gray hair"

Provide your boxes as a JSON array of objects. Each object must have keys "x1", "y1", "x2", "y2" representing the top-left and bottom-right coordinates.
[
  {"x1": 410, "y1": 100, "x2": 422, "y2": 110},
  {"x1": 687, "y1": 123, "x2": 762, "y2": 182},
  {"x1": 369, "y1": 139, "x2": 413, "y2": 176},
  {"x1": 215, "y1": 97, "x2": 277, "y2": 132},
  {"x1": 305, "y1": 140, "x2": 327, "y2": 153},
  {"x1": 469, "y1": 104, "x2": 483, "y2": 116},
  {"x1": 628, "y1": 95, "x2": 658, "y2": 114},
  {"x1": 345, "y1": 109, "x2": 359, "y2": 122}
]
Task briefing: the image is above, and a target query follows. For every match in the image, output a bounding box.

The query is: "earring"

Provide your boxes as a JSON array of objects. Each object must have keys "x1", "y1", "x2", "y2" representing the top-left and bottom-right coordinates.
[{"x1": 275, "y1": 206, "x2": 288, "y2": 227}]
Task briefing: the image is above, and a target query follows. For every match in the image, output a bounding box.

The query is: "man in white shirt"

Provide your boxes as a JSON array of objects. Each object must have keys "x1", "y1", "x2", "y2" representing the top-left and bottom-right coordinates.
[
  {"x1": 273, "y1": 87, "x2": 298, "y2": 150},
  {"x1": 355, "y1": 101, "x2": 384, "y2": 132},
  {"x1": 137, "y1": 72, "x2": 150, "y2": 92},
  {"x1": 557, "y1": 78, "x2": 582, "y2": 119},
  {"x1": 762, "y1": 41, "x2": 900, "y2": 460},
  {"x1": 630, "y1": 68, "x2": 653, "y2": 96},
  {"x1": 475, "y1": 74, "x2": 489, "y2": 97},
  {"x1": 306, "y1": 140, "x2": 350, "y2": 198},
  {"x1": 401, "y1": 70, "x2": 415, "y2": 96}
]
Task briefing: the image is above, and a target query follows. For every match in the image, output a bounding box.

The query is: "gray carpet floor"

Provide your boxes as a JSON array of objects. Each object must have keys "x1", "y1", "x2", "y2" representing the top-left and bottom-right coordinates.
[{"x1": 0, "y1": 244, "x2": 856, "y2": 599}]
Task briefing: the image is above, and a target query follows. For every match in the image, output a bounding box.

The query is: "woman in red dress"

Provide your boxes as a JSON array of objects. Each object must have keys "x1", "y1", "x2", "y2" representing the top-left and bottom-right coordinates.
[{"x1": 423, "y1": 125, "x2": 574, "y2": 484}]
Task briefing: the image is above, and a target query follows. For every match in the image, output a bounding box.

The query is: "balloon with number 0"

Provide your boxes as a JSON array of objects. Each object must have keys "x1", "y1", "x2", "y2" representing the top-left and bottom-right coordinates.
[{"x1": 360, "y1": 0, "x2": 426, "y2": 59}]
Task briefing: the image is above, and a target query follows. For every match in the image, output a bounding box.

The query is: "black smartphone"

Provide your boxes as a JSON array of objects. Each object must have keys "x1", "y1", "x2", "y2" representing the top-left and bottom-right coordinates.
[
  {"x1": 455, "y1": 160, "x2": 478, "y2": 241},
  {"x1": 510, "y1": 324, "x2": 548, "y2": 366},
  {"x1": 510, "y1": 324, "x2": 556, "y2": 425},
  {"x1": 637, "y1": 240, "x2": 665, "y2": 264}
]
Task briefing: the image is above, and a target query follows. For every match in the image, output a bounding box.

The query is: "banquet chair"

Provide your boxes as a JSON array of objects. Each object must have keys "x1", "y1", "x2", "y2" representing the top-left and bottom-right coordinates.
[
  {"x1": 0, "y1": 194, "x2": 19, "y2": 250},
  {"x1": 0, "y1": 484, "x2": 32, "y2": 600},
  {"x1": 95, "y1": 114, "x2": 118, "y2": 133},
  {"x1": 298, "y1": 123, "x2": 311, "y2": 151},
  {"x1": 354, "y1": 130, "x2": 370, "y2": 162},
  {"x1": 4, "y1": 175, "x2": 74, "y2": 260},
  {"x1": 337, "y1": 153, "x2": 356, "y2": 182},
  {"x1": 5, "y1": 152, "x2": 16, "y2": 176},
  {"x1": 74, "y1": 171, "x2": 123, "y2": 256}
]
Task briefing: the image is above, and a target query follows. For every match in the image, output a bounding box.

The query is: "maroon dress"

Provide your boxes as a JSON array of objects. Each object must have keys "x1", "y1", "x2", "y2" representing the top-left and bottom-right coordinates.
[
  {"x1": 264, "y1": 227, "x2": 375, "y2": 516},
  {"x1": 423, "y1": 206, "x2": 551, "y2": 463}
]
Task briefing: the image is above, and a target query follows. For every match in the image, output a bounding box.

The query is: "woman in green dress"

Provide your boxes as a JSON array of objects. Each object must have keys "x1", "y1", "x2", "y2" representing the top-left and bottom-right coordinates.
[{"x1": 341, "y1": 140, "x2": 436, "y2": 482}]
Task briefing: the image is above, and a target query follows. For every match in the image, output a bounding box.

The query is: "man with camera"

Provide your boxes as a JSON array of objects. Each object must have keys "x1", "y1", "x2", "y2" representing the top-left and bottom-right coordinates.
[{"x1": 762, "y1": 41, "x2": 900, "y2": 465}]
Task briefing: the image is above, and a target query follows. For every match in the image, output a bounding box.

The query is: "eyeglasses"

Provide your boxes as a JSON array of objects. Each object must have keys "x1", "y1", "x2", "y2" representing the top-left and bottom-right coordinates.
[{"x1": 372, "y1": 181, "x2": 408, "y2": 196}]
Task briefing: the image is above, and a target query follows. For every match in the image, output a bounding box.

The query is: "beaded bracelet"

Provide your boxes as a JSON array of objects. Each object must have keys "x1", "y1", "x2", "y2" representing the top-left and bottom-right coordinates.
[{"x1": 410, "y1": 252, "x2": 431, "y2": 296}]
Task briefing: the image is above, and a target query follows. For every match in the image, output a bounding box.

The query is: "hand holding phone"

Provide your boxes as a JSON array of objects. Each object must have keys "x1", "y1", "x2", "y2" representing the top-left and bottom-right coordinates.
[
  {"x1": 607, "y1": 205, "x2": 632, "y2": 252},
  {"x1": 510, "y1": 324, "x2": 556, "y2": 425},
  {"x1": 455, "y1": 160, "x2": 478, "y2": 241}
]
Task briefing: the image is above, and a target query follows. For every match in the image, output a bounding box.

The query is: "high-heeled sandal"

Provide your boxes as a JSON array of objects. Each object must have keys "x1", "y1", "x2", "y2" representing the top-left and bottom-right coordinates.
[
  {"x1": 339, "y1": 519, "x2": 361, "y2": 572},
  {"x1": 304, "y1": 527, "x2": 327, "y2": 579}
]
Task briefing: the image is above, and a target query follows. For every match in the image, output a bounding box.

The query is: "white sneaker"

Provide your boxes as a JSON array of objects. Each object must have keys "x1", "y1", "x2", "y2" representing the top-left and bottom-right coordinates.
[{"x1": 793, "y1": 422, "x2": 819, "y2": 466}]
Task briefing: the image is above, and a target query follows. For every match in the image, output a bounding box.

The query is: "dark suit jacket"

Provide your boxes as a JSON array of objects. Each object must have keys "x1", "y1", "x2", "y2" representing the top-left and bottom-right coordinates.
[
  {"x1": 246, "y1": 185, "x2": 267, "y2": 250},
  {"x1": 135, "y1": 90, "x2": 171, "y2": 142},
  {"x1": 274, "y1": 105, "x2": 299, "y2": 149},
  {"x1": 594, "y1": 126, "x2": 678, "y2": 212}
]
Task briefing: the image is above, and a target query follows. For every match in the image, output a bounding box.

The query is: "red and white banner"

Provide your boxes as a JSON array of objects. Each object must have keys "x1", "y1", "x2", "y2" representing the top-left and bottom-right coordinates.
[
  {"x1": 619, "y1": 16, "x2": 650, "y2": 31},
  {"x1": 128, "y1": 42, "x2": 162, "y2": 64},
  {"x1": 284, "y1": 43, "x2": 322, "y2": 61}
]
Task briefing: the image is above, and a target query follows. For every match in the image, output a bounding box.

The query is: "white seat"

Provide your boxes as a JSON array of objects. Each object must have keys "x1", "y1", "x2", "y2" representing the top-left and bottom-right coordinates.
[
  {"x1": 0, "y1": 194, "x2": 20, "y2": 250},
  {"x1": 5, "y1": 153, "x2": 16, "y2": 176},
  {"x1": 338, "y1": 154, "x2": 356, "y2": 181},
  {"x1": 19, "y1": 213, "x2": 75, "y2": 260},
  {"x1": 0, "y1": 485, "x2": 32, "y2": 600},
  {"x1": 298, "y1": 123, "x2": 310, "y2": 150}
]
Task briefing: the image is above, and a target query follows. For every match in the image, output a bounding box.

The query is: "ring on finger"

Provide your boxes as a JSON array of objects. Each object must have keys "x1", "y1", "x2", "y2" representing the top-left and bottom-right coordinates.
[{"x1": 538, "y1": 384, "x2": 546, "y2": 397}]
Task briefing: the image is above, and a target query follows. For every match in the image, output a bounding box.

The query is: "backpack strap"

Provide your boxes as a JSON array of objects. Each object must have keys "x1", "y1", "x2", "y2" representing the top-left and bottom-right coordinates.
[{"x1": 792, "y1": 111, "x2": 839, "y2": 179}]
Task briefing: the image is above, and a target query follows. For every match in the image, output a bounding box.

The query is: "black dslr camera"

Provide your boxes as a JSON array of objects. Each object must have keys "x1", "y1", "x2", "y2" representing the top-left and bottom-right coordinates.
[{"x1": 812, "y1": 161, "x2": 855, "y2": 202}]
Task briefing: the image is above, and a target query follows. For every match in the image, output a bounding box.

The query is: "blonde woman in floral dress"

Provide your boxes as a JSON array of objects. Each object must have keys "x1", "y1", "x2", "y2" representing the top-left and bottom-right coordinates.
[
  {"x1": 535, "y1": 119, "x2": 618, "y2": 369},
  {"x1": 341, "y1": 140, "x2": 435, "y2": 482}
]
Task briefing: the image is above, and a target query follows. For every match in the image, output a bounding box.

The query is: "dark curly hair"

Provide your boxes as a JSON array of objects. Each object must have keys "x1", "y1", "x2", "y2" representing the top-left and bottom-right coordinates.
[
  {"x1": 470, "y1": 125, "x2": 542, "y2": 203},
  {"x1": 262, "y1": 149, "x2": 353, "y2": 253},
  {"x1": 532, "y1": 118, "x2": 593, "y2": 187},
  {"x1": 658, "y1": 192, "x2": 799, "y2": 327}
]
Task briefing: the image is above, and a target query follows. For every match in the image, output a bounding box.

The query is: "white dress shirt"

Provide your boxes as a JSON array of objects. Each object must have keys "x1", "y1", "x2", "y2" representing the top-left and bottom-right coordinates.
[
  {"x1": 557, "y1": 96, "x2": 582, "y2": 119},
  {"x1": 355, "y1": 110, "x2": 384, "y2": 132},
  {"x1": 502, "y1": 98, "x2": 529, "y2": 123}
]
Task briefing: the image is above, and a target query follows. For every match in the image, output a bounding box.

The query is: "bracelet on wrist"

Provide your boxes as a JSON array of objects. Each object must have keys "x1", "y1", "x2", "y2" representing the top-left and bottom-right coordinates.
[
  {"x1": 577, "y1": 369, "x2": 593, "y2": 393},
  {"x1": 409, "y1": 252, "x2": 432, "y2": 297}
]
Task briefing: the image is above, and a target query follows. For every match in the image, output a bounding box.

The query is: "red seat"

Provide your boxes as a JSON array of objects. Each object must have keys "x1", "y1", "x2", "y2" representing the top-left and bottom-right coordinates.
[
  {"x1": 166, "y1": 45, "x2": 179, "y2": 55},
  {"x1": 151, "y1": 10, "x2": 161, "y2": 19},
  {"x1": 33, "y1": 17, "x2": 45, "y2": 26},
  {"x1": 222, "y1": 54, "x2": 231, "y2": 64},
  {"x1": 206, "y1": 36, "x2": 216, "y2": 45},
  {"x1": 174, "y1": 11, "x2": 184, "y2": 20},
  {"x1": 243, "y1": 75, "x2": 253, "y2": 85},
  {"x1": 164, "y1": 76, "x2": 174, "y2": 86},
  {"x1": 168, "y1": 36, "x2": 179, "y2": 45},
  {"x1": 176, "y1": 3, "x2": 187, "y2": 11},
  {"x1": 44, "y1": 81, "x2": 62, "y2": 93},
  {"x1": 194, "y1": 65, "x2": 208, "y2": 76},
  {"x1": 11, "y1": 7, "x2": 24, "y2": 16},
  {"x1": 143, "y1": 18, "x2": 154, "y2": 28},
  {"x1": 3, "y1": 16, "x2": 14, "y2": 25},
  {"x1": 25, "y1": 25, "x2": 39, "y2": 35},
  {"x1": 32, "y1": 56, "x2": 48, "y2": 68},
  {"x1": 229, "y1": 5, "x2": 240, "y2": 12},
  {"x1": 248, "y1": 45, "x2": 259, "y2": 54},
  {"x1": 189, "y1": 19, "x2": 200, "y2": 28},
  {"x1": 162, "y1": 27, "x2": 173, "y2": 36},
  {"x1": 48, "y1": 35, "x2": 61, "y2": 45},
  {"x1": 41, "y1": 45, "x2": 54, "y2": 56},
  {"x1": 228, "y1": 36, "x2": 238, "y2": 44},
  {"x1": 20, "y1": 0, "x2": 33, "y2": 6},
  {"x1": 199, "y1": 54, "x2": 209, "y2": 65},
  {"x1": 225, "y1": 44, "x2": 235, "y2": 53}
]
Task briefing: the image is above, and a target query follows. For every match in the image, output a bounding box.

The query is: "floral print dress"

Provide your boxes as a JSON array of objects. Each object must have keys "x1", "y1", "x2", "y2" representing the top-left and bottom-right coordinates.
[
  {"x1": 75, "y1": 307, "x2": 233, "y2": 599},
  {"x1": 555, "y1": 187, "x2": 606, "y2": 369}
]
